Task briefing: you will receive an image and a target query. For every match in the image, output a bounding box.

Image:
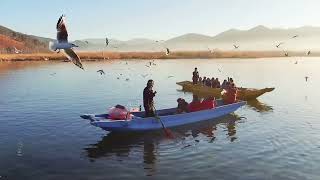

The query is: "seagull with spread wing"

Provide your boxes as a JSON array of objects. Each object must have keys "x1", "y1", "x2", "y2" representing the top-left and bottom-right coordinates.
[
  {"x1": 106, "y1": 37, "x2": 109, "y2": 47},
  {"x1": 165, "y1": 48, "x2": 170, "y2": 55},
  {"x1": 307, "y1": 51, "x2": 311, "y2": 55},
  {"x1": 97, "y1": 69, "x2": 105, "y2": 75},
  {"x1": 49, "y1": 15, "x2": 84, "y2": 70},
  {"x1": 276, "y1": 42, "x2": 283, "y2": 48}
]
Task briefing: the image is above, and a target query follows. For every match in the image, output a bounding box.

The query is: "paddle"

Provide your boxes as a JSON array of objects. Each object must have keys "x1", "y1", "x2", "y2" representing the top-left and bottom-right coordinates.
[{"x1": 153, "y1": 106, "x2": 175, "y2": 138}]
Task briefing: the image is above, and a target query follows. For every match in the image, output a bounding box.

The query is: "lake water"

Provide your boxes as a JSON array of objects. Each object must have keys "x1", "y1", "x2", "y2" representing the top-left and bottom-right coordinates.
[{"x1": 0, "y1": 58, "x2": 319, "y2": 180}]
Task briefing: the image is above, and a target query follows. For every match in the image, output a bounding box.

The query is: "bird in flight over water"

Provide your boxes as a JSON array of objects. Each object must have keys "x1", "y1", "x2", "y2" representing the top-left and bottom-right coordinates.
[
  {"x1": 307, "y1": 51, "x2": 311, "y2": 55},
  {"x1": 97, "y1": 69, "x2": 105, "y2": 75},
  {"x1": 166, "y1": 48, "x2": 170, "y2": 55},
  {"x1": 106, "y1": 37, "x2": 109, "y2": 47},
  {"x1": 276, "y1": 42, "x2": 283, "y2": 48},
  {"x1": 49, "y1": 15, "x2": 84, "y2": 70}
]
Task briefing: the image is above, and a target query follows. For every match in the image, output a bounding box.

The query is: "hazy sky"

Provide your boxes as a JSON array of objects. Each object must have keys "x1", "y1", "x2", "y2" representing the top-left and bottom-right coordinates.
[{"x1": 1, "y1": 0, "x2": 320, "y2": 40}]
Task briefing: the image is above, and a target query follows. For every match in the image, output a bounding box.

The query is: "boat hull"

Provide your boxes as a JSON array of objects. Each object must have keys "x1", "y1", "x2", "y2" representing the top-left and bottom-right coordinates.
[
  {"x1": 81, "y1": 101, "x2": 246, "y2": 132},
  {"x1": 176, "y1": 81, "x2": 274, "y2": 100}
]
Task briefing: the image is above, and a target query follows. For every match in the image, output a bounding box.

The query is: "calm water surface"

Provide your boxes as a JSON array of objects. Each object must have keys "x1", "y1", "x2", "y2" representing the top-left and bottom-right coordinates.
[{"x1": 0, "y1": 58, "x2": 319, "y2": 180}]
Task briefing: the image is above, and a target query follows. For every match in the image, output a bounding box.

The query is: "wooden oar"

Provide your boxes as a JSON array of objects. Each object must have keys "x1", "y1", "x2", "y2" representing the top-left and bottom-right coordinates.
[{"x1": 153, "y1": 106, "x2": 174, "y2": 138}]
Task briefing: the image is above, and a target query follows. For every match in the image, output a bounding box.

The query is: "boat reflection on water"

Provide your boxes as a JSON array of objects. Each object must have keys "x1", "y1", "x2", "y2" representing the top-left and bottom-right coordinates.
[
  {"x1": 246, "y1": 99, "x2": 273, "y2": 113},
  {"x1": 84, "y1": 114, "x2": 243, "y2": 176}
]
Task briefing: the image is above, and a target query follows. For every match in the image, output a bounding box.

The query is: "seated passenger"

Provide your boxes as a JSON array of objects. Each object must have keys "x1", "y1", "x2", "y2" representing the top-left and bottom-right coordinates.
[
  {"x1": 201, "y1": 97, "x2": 216, "y2": 110},
  {"x1": 176, "y1": 98, "x2": 189, "y2": 114},
  {"x1": 215, "y1": 78, "x2": 221, "y2": 88},
  {"x1": 198, "y1": 77, "x2": 203, "y2": 84},
  {"x1": 223, "y1": 83, "x2": 238, "y2": 104},
  {"x1": 221, "y1": 80, "x2": 228, "y2": 89},
  {"x1": 188, "y1": 95, "x2": 203, "y2": 112},
  {"x1": 205, "y1": 78, "x2": 212, "y2": 87},
  {"x1": 202, "y1": 77, "x2": 207, "y2": 85},
  {"x1": 212, "y1": 78, "x2": 217, "y2": 88}
]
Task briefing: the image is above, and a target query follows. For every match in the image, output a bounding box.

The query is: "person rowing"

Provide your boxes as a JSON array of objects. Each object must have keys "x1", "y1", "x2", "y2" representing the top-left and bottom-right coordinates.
[{"x1": 143, "y1": 79, "x2": 157, "y2": 117}]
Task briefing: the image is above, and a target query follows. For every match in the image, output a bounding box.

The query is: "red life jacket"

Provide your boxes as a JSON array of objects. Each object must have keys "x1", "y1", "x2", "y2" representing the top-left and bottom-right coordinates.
[
  {"x1": 225, "y1": 88, "x2": 237, "y2": 104},
  {"x1": 188, "y1": 101, "x2": 202, "y2": 112},
  {"x1": 200, "y1": 99, "x2": 215, "y2": 110}
]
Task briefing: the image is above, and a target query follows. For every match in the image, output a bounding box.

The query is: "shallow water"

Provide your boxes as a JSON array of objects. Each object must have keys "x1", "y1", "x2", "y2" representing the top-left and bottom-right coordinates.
[{"x1": 0, "y1": 58, "x2": 319, "y2": 180}]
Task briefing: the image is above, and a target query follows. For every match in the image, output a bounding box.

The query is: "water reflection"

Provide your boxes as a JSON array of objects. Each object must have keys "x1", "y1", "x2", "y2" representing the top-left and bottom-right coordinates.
[
  {"x1": 246, "y1": 99, "x2": 273, "y2": 112},
  {"x1": 84, "y1": 114, "x2": 242, "y2": 175}
]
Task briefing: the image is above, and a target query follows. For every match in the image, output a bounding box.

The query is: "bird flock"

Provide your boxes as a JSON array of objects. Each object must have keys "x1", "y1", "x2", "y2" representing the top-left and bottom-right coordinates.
[{"x1": 48, "y1": 15, "x2": 310, "y2": 83}]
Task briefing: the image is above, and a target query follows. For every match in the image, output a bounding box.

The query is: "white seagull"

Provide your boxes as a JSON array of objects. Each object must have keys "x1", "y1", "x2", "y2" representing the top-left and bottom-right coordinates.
[
  {"x1": 13, "y1": 47, "x2": 22, "y2": 54},
  {"x1": 49, "y1": 15, "x2": 84, "y2": 70}
]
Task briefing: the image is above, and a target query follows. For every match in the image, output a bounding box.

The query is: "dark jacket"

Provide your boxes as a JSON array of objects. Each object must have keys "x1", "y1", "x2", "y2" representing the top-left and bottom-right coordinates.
[{"x1": 143, "y1": 87, "x2": 155, "y2": 108}]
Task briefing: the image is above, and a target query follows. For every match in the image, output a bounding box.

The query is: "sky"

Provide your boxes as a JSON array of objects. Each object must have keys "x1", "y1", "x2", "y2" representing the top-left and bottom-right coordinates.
[{"x1": 1, "y1": 0, "x2": 320, "y2": 40}]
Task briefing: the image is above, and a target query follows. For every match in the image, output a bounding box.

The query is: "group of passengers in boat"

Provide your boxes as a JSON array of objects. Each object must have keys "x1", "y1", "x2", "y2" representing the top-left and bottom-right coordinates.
[
  {"x1": 177, "y1": 95, "x2": 217, "y2": 114},
  {"x1": 192, "y1": 67, "x2": 236, "y2": 89},
  {"x1": 142, "y1": 77, "x2": 238, "y2": 118}
]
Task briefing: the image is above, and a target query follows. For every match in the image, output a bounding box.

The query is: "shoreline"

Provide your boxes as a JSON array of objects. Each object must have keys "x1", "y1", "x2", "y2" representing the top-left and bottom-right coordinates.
[{"x1": 0, "y1": 50, "x2": 318, "y2": 61}]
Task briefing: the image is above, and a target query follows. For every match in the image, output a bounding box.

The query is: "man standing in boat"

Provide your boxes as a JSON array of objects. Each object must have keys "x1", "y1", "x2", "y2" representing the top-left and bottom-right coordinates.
[
  {"x1": 192, "y1": 67, "x2": 199, "y2": 84},
  {"x1": 143, "y1": 79, "x2": 157, "y2": 117}
]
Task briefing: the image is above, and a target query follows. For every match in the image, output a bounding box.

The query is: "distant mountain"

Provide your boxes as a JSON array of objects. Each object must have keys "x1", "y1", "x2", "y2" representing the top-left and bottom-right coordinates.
[
  {"x1": 0, "y1": 25, "x2": 52, "y2": 53},
  {"x1": 166, "y1": 33, "x2": 213, "y2": 43},
  {"x1": 211, "y1": 25, "x2": 320, "y2": 50},
  {"x1": 2, "y1": 24, "x2": 320, "y2": 53}
]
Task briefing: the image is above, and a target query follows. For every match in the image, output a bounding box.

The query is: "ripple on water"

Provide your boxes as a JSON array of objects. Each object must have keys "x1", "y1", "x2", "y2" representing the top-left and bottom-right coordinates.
[{"x1": 1, "y1": 59, "x2": 320, "y2": 179}]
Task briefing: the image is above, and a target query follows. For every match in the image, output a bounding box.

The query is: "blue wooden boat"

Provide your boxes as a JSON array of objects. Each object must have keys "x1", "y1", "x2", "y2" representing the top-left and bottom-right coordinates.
[{"x1": 81, "y1": 101, "x2": 246, "y2": 132}]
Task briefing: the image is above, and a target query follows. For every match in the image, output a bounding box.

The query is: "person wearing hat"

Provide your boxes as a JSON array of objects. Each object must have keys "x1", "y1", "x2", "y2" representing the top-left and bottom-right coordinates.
[{"x1": 143, "y1": 79, "x2": 157, "y2": 117}]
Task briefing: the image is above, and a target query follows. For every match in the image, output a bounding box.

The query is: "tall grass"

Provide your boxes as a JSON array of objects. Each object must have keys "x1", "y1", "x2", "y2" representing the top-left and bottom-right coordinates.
[{"x1": 0, "y1": 50, "x2": 317, "y2": 61}]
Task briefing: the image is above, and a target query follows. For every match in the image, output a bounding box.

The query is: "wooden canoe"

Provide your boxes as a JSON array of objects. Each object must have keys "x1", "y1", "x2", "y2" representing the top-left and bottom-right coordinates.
[{"x1": 176, "y1": 81, "x2": 274, "y2": 100}]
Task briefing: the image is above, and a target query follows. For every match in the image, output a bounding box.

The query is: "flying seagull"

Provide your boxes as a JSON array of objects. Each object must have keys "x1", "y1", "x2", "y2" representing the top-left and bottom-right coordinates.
[
  {"x1": 49, "y1": 15, "x2": 84, "y2": 70},
  {"x1": 13, "y1": 47, "x2": 22, "y2": 54},
  {"x1": 276, "y1": 42, "x2": 283, "y2": 48},
  {"x1": 233, "y1": 45, "x2": 239, "y2": 49},
  {"x1": 307, "y1": 51, "x2": 311, "y2": 55},
  {"x1": 165, "y1": 48, "x2": 170, "y2": 55},
  {"x1": 291, "y1": 35, "x2": 299, "y2": 39},
  {"x1": 106, "y1": 37, "x2": 109, "y2": 46},
  {"x1": 97, "y1": 69, "x2": 105, "y2": 75}
]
